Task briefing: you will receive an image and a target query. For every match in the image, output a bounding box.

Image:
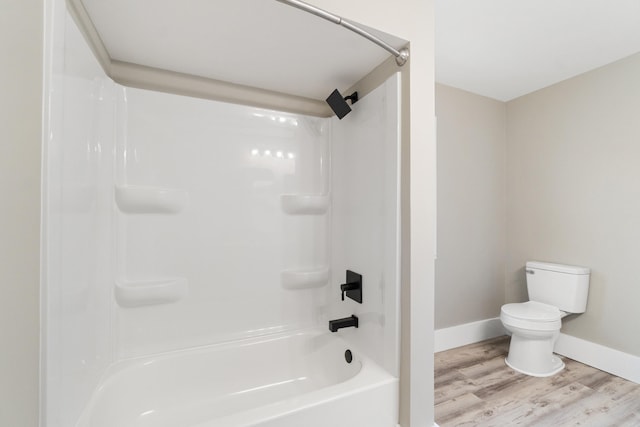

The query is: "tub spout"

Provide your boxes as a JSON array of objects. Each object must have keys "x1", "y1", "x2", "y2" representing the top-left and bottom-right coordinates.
[{"x1": 329, "y1": 315, "x2": 359, "y2": 332}]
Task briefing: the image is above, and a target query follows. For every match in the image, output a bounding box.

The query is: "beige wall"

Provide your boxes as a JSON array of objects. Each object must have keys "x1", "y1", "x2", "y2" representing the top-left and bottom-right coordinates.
[
  {"x1": 437, "y1": 52, "x2": 640, "y2": 358},
  {"x1": 0, "y1": 0, "x2": 43, "y2": 425},
  {"x1": 506, "y1": 53, "x2": 640, "y2": 356},
  {"x1": 435, "y1": 84, "x2": 507, "y2": 329}
]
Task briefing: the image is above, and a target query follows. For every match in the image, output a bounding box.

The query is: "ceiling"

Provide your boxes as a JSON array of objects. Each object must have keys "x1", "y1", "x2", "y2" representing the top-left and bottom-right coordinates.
[
  {"x1": 436, "y1": 0, "x2": 640, "y2": 101},
  {"x1": 79, "y1": 0, "x2": 406, "y2": 101}
]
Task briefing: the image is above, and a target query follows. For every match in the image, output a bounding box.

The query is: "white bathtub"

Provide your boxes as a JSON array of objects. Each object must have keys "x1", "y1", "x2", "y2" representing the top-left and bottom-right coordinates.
[{"x1": 76, "y1": 329, "x2": 398, "y2": 427}]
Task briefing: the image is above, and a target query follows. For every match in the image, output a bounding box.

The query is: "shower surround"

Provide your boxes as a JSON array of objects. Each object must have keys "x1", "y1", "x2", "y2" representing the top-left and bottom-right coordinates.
[{"x1": 43, "y1": 6, "x2": 400, "y2": 427}]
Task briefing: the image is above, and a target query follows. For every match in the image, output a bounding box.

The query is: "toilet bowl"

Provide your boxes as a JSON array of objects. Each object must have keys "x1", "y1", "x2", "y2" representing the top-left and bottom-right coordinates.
[
  {"x1": 500, "y1": 301, "x2": 564, "y2": 376},
  {"x1": 500, "y1": 261, "x2": 590, "y2": 377}
]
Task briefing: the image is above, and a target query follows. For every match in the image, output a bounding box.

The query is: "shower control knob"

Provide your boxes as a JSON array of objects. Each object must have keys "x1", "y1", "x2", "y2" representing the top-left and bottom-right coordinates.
[{"x1": 340, "y1": 270, "x2": 362, "y2": 304}]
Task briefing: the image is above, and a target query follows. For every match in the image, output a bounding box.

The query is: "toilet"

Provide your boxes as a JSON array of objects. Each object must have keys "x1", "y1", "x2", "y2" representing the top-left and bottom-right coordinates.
[{"x1": 500, "y1": 261, "x2": 590, "y2": 377}]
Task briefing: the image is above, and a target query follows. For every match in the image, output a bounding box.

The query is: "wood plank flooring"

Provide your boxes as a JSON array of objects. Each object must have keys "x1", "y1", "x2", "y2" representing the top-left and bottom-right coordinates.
[{"x1": 435, "y1": 336, "x2": 640, "y2": 426}]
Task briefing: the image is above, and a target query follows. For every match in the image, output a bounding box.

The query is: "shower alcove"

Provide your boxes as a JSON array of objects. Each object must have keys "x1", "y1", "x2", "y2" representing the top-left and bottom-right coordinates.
[{"x1": 42, "y1": 0, "x2": 411, "y2": 426}]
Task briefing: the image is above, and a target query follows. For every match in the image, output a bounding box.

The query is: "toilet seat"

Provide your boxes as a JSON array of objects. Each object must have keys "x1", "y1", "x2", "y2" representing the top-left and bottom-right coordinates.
[{"x1": 501, "y1": 301, "x2": 561, "y2": 331}]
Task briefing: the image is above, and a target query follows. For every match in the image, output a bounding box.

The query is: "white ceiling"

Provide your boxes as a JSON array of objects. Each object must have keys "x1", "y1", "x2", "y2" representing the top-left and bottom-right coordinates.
[
  {"x1": 80, "y1": 0, "x2": 407, "y2": 101},
  {"x1": 436, "y1": 0, "x2": 640, "y2": 101}
]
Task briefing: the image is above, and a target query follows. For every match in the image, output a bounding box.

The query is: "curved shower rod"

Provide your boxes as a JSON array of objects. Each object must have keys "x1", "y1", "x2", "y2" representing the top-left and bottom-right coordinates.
[{"x1": 275, "y1": 0, "x2": 409, "y2": 66}]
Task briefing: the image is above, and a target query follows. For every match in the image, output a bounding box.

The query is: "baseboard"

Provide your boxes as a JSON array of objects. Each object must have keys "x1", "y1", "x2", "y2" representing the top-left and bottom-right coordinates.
[
  {"x1": 435, "y1": 318, "x2": 640, "y2": 384},
  {"x1": 434, "y1": 317, "x2": 505, "y2": 353},
  {"x1": 555, "y1": 333, "x2": 640, "y2": 384}
]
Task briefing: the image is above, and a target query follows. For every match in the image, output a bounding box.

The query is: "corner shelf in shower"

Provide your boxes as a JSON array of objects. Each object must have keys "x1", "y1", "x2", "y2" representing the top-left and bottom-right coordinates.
[
  {"x1": 115, "y1": 278, "x2": 188, "y2": 307},
  {"x1": 115, "y1": 185, "x2": 189, "y2": 214},
  {"x1": 281, "y1": 267, "x2": 330, "y2": 290},
  {"x1": 280, "y1": 194, "x2": 330, "y2": 215}
]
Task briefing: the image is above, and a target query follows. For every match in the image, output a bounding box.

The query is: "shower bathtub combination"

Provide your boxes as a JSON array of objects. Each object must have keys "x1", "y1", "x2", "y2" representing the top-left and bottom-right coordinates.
[{"x1": 43, "y1": 1, "x2": 405, "y2": 426}]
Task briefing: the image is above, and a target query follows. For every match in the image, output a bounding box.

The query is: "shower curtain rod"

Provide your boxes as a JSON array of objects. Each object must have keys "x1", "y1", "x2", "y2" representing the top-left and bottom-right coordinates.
[{"x1": 275, "y1": 0, "x2": 409, "y2": 66}]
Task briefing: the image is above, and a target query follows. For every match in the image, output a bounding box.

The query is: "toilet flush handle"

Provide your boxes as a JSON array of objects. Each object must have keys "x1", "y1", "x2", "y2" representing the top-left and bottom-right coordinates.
[{"x1": 526, "y1": 269, "x2": 535, "y2": 275}]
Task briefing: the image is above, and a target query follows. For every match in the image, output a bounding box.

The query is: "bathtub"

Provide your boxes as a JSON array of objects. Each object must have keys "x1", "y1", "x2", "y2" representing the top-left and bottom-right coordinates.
[{"x1": 76, "y1": 329, "x2": 399, "y2": 427}]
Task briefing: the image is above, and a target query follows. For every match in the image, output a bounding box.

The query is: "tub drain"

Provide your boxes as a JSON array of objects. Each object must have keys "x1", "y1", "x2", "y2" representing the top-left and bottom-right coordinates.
[{"x1": 344, "y1": 349, "x2": 353, "y2": 363}]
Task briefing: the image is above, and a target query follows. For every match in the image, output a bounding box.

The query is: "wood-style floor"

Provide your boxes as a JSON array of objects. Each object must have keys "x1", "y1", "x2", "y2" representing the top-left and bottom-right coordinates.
[{"x1": 435, "y1": 336, "x2": 640, "y2": 426}]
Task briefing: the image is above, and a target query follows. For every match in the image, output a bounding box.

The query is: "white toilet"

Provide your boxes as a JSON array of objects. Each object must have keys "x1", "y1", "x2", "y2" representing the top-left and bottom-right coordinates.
[{"x1": 500, "y1": 261, "x2": 590, "y2": 377}]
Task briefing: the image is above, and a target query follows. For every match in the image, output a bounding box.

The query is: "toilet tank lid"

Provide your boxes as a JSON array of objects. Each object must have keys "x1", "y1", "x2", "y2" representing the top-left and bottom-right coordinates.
[{"x1": 526, "y1": 261, "x2": 590, "y2": 275}]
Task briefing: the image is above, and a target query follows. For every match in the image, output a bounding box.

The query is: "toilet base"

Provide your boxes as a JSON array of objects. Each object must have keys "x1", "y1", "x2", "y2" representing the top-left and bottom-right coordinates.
[
  {"x1": 504, "y1": 333, "x2": 565, "y2": 377},
  {"x1": 505, "y1": 354, "x2": 564, "y2": 377}
]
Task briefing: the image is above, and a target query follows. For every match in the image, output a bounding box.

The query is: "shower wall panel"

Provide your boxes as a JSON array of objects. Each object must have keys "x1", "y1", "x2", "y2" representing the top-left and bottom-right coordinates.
[
  {"x1": 43, "y1": 9, "x2": 116, "y2": 427},
  {"x1": 115, "y1": 88, "x2": 331, "y2": 357},
  {"x1": 329, "y1": 75, "x2": 401, "y2": 376}
]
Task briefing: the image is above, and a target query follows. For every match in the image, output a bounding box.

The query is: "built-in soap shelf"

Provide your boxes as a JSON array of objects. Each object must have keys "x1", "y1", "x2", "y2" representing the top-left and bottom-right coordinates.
[
  {"x1": 281, "y1": 267, "x2": 330, "y2": 290},
  {"x1": 280, "y1": 194, "x2": 329, "y2": 215},
  {"x1": 115, "y1": 184, "x2": 189, "y2": 214},
  {"x1": 115, "y1": 278, "x2": 188, "y2": 307}
]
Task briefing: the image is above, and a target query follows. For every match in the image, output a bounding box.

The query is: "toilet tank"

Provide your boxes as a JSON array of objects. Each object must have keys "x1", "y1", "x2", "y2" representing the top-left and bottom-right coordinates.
[{"x1": 526, "y1": 261, "x2": 590, "y2": 313}]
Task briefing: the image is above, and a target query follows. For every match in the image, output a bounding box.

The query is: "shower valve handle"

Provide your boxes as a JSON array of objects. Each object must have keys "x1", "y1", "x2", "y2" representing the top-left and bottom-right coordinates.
[
  {"x1": 341, "y1": 282, "x2": 359, "y2": 301},
  {"x1": 340, "y1": 270, "x2": 363, "y2": 304}
]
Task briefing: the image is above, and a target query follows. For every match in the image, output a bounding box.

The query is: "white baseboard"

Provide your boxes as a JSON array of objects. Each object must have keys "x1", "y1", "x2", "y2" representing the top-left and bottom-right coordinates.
[
  {"x1": 434, "y1": 317, "x2": 505, "y2": 353},
  {"x1": 435, "y1": 318, "x2": 640, "y2": 385},
  {"x1": 555, "y1": 333, "x2": 640, "y2": 384}
]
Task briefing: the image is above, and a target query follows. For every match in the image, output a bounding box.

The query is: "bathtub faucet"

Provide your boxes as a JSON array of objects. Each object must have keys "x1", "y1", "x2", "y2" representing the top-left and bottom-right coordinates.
[{"x1": 329, "y1": 315, "x2": 359, "y2": 332}]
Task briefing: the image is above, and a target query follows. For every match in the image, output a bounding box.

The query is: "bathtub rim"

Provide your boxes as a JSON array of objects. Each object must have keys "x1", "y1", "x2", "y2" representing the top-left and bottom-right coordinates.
[{"x1": 77, "y1": 326, "x2": 397, "y2": 427}]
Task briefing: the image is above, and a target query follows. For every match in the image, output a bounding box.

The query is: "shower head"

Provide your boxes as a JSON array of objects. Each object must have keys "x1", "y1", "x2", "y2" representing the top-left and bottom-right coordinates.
[{"x1": 326, "y1": 89, "x2": 358, "y2": 120}]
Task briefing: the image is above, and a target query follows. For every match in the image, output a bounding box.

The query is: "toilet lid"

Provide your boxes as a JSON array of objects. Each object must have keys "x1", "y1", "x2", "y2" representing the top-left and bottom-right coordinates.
[{"x1": 501, "y1": 301, "x2": 561, "y2": 322}]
